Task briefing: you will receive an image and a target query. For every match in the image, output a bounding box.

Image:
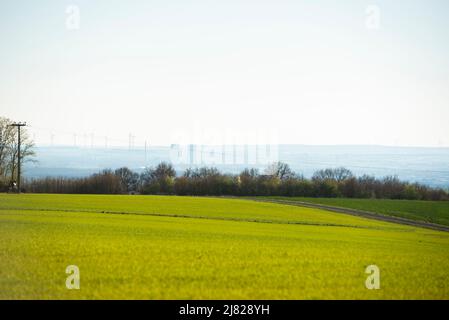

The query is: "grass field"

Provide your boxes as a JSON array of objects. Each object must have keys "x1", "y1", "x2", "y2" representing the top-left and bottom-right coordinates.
[
  {"x1": 268, "y1": 197, "x2": 449, "y2": 226},
  {"x1": 1, "y1": 194, "x2": 449, "y2": 299}
]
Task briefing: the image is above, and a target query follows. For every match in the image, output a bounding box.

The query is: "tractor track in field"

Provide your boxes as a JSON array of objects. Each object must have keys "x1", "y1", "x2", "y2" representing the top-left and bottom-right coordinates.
[
  {"x1": 250, "y1": 198, "x2": 449, "y2": 233},
  {"x1": 0, "y1": 207, "x2": 386, "y2": 231}
]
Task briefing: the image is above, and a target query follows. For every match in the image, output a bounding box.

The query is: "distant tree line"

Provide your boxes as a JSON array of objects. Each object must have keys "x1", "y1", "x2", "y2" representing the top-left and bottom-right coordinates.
[
  {"x1": 0, "y1": 117, "x2": 35, "y2": 191},
  {"x1": 23, "y1": 162, "x2": 449, "y2": 201}
]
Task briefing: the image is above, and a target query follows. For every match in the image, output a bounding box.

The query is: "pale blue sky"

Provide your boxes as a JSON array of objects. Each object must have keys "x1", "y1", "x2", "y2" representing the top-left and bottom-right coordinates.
[{"x1": 1, "y1": 0, "x2": 448, "y2": 147}]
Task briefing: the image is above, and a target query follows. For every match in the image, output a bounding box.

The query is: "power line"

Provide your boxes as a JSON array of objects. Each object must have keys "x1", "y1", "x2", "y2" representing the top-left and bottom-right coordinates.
[{"x1": 27, "y1": 124, "x2": 150, "y2": 147}]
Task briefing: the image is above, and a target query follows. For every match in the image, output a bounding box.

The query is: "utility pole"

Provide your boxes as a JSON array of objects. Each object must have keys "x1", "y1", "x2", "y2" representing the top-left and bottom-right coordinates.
[
  {"x1": 244, "y1": 144, "x2": 249, "y2": 165},
  {"x1": 222, "y1": 144, "x2": 226, "y2": 165},
  {"x1": 90, "y1": 133, "x2": 94, "y2": 148},
  {"x1": 83, "y1": 134, "x2": 88, "y2": 148},
  {"x1": 128, "y1": 133, "x2": 135, "y2": 151},
  {"x1": 9, "y1": 122, "x2": 26, "y2": 193},
  {"x1": 144, "y1": 140, "x2": 148, "y2": 163}
]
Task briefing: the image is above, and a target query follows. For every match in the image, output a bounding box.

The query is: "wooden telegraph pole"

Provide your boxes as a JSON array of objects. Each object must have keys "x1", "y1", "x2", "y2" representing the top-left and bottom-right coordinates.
[{"x1": 9, "y1": 122, "x2": 27, "y2": 192}]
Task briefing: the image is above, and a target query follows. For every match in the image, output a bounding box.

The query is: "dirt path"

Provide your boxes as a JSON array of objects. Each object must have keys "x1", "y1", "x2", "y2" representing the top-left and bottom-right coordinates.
[{"x1": 251, "y1": 198, "x2": 449, "y2": 233}]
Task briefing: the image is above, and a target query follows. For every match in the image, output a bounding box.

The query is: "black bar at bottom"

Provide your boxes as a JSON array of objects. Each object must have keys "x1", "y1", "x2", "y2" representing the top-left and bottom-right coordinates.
[{"x1": 1, "y1": 300, "x2": 446, "y2": 318}]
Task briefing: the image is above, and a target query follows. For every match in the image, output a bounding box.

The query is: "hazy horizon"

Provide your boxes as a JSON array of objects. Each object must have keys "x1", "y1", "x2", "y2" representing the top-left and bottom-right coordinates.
[{"x1": 25, "y1": 144, "x2": 449, "y2": 188}]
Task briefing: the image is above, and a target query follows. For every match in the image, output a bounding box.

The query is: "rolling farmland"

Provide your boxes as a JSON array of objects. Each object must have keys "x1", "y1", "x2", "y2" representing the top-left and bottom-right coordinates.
[{"x1": 1, "y1": 194, "x2": 449, "y2": 299}]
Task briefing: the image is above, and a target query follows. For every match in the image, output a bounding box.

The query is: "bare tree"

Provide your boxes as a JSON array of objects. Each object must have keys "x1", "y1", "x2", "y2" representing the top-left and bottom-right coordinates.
[
  {"x1": 0, "y1": 118, "x2": 15, "y2": 182},
  {"x1": 312, "y1": 167, "x2": 353, "y2": 183},
  {"x1": 114, "y1": 167, "x2": 139, "y2": 192},
  {"x1": 0, "y1": 117, "x2": 35, "y2": 189},
  {"x1": 265, "y1": 162, "x2": 294, "y2": 180},
  {"x1": 333, "y1": 167, "x2": 354, "y2": 182}
]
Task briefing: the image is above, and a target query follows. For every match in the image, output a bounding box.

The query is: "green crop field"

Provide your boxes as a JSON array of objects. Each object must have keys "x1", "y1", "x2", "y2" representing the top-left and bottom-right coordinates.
[
  {"x1": 1, "y1": 193, "x2": 449, "y2": 299},
  {"x1": 267, "y1": 197, "x2": 449, "y2": 226}
]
